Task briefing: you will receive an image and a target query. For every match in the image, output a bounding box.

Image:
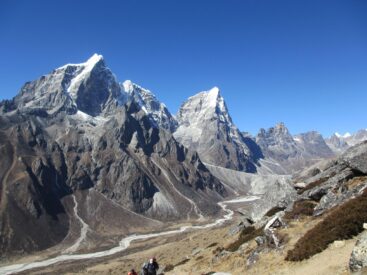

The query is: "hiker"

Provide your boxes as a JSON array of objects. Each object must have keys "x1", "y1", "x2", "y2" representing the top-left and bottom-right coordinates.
[
  {"x1": 128, "y1": 269, "x2": 138, "y2": 275},
  {"x1": 146, "y1": 257, "x2": 159, "y2": 275},
  {"x1": 141, "y1": 262, "x2": 148, "y2": 275}
]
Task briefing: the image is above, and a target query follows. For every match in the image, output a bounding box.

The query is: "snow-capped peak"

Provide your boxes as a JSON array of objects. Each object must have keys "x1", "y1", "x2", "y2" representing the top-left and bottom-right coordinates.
[
  {"x1": 207, "y1": 86, "x2": 221, "y2": 107},
  {"x1": 65, "y1": 54, "x2": 105, "y2": 98},
  {"x1": 58, "y1": 53, "x2": 103, "y2": 70},
  {"x1": 174, "y1": 87, "x2": 254, "y2": 171},
  {"x1": 86, "y1": 53, "x2": 103, "y2": 65},
  {"x1": 121, "y1": 80, "x2": 177, "y2": 132},
  {"x1": 209, "y1": 86, "x2": 220, "y2": 94},
  {"x1": 122, "y1": 80, "x2": 134, "y2": 93},
  {"x1": 334, "y1": 132, "x2": 352, "y2": 138}
]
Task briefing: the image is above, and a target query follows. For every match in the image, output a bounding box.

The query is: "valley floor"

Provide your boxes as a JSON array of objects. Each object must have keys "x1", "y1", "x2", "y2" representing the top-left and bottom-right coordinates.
[{"x1": 11, "y1": 210, "x2": 360, "y2": 275}]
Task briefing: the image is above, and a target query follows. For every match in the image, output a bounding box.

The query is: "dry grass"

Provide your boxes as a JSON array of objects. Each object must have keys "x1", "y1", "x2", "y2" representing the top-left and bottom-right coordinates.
[
  {"x1": 286, "y1": 189, "x2": 367, "y2": 261},
  {"x1": 345, "y1": 176, "x2": 367, "y2": 190},
  {"x1": 225, "y1": 226, "x2": 264, "y2": 252},
  {"x1": 284, "y1": 200, "x2": 317, "y2": 220}
]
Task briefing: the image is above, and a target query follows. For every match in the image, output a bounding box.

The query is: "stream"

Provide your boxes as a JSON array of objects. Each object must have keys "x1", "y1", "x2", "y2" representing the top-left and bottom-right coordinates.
[{"x1": 0, "y1": 196, "x2": 259, "y2": 274}]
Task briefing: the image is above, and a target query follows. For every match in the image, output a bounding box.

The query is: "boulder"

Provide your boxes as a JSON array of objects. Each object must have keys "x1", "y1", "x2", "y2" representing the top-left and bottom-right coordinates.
[
  {"x1": 349, "y1": 231, "x2": 367, "y2": 272},
  {"x1": 255, "y1": 236, "x2": 266, "y2": 246},
  {"x1": 343, "y1": 141, "x2": 367, "y2": 174},
  {"x1": 294, "y1": 182, "x2": 306, "y2": 189}
]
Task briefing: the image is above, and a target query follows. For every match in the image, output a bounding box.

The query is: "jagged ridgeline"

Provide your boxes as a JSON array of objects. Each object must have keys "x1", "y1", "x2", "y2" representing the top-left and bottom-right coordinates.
[
  {"x1": 0, "y1": 54, "x2": 226, "y2": 255},
  {"x1": 0, "y1": 54, "x2": 365, "y2": 260}
]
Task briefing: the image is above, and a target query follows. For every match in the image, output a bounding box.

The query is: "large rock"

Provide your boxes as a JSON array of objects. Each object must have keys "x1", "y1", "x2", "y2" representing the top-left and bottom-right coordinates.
[
  {"x1": 350, "y1": 231, "x2": 367, "y2": 272},
  {"x1": 342, "y1": 141, "x2": 367, "y2": 174}
]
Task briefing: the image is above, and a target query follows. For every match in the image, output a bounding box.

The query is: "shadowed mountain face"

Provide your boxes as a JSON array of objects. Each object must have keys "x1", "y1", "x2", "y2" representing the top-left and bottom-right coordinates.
[{"x1": 0, "y1": 55, "x2": 225, "y2": 256}]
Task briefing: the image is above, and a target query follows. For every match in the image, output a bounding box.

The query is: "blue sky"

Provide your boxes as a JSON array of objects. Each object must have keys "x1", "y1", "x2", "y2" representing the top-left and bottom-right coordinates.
[{"x1": 1, "y1": 0, "x2": 366, "y2": 137}]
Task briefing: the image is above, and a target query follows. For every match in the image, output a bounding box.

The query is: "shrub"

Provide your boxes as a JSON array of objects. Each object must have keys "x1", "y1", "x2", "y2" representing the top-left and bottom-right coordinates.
[
  {"x1": 164, "y1": 264, "x2": 174, "y2": 272},
  {"x1": 164, "y1": 258, "x2": 190, "y2": 272},
  {"x1": 206, "y1": 242, "x2": 218, "y2": 248},
  {"x1": 286, "y1": 189, "x2": 367, "y2": 261},
  {"x1": 225, "y1": 226, "x2": 264, "y2": 252},
  {"x1": 284, "y1": 200, "x2": 317, "y2": 220},
  {"x1": 212, "y1": 246, "x2": 224, "y2": 255}
]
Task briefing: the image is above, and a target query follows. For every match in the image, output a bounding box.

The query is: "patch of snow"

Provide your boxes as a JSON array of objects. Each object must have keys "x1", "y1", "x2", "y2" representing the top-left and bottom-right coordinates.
[
  {"x1": 66, "y1": 54, "x2": 103, "y2": 98},
  {"x1": 207, "y1": 86, "x2": 220, "y2": 107},
  {"x1": 72, "y1": 110, "x2": 108, "y2": 124},
  {"x1": 122, "y1": 80, "x2": 134, "y2": 93}
]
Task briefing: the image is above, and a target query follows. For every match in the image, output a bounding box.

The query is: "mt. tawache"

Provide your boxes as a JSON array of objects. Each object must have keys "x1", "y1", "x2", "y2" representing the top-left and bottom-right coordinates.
[{"x1": 0, "y1": 54, "x2": 366, "y2": 274}]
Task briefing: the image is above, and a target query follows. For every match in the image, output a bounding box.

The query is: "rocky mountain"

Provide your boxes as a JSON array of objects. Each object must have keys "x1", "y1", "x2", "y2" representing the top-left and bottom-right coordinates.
[
  {"x1": 326, "y1": 129, "x2": 367, "y2": 153},
  {"x1": 121, "y1": 80, "x2": 177, "y2": 132},
  {"x1": 174, "y1": 87, "x2": 262, "y2": 172},
  {"x1": 0, "y1": 54, "x2": 227, "y2": 256},
  {"x1": 325, "y1": 133, "x2": 350, "y2": 153},
  {"x1": 256, "y1": 123, "x2": 334, "y2": 174}
]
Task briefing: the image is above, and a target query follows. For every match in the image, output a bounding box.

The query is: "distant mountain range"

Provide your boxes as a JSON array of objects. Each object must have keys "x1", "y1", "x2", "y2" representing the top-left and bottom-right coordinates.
[
  {"x1": 326, "y1": 130, "x2": 367, "y2": 153},
  {"x1": 0, "y1": 54, "x2": 365, "y2": 257}
]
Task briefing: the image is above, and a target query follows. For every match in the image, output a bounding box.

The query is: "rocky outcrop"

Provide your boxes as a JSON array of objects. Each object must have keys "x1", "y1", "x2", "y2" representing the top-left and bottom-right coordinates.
[
  {"x1": 349, "y1": 230, "x2": 367, "y2": 272},
  {"x1": 295, "y1": 141, "x2": 367, "y2": 216}
]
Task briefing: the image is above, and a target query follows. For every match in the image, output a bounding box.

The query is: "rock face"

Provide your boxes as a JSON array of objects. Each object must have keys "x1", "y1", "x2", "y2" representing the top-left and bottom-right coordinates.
[
  {"x1": 121, "y1": 80, "x2": 177, "y2": 132},
  {"x1": 174, "y1": 87, "x2": 262, "y2": 172},
  {"x1": 349, "y1": 231, "x2": 367, "y2": 272},
  {"x1": 295, "y1": 141, "x2": 367, "y2": 216},
  {"x1": 256, "y1": 123, "x2": 334, "y2": 174},
  {"x1": 326, "y1": 130, "x2": 367, "y2": 154},
  {"x1": 325, "y1": 134, "x2": 349, "y2": 153},
  {"x1": 0, "y1": 54, "x2": 226, "y2": 256}
]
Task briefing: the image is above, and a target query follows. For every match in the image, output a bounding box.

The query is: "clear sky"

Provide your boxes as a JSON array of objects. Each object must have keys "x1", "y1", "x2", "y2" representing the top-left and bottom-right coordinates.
[{"x1": 1, "y1": 0, "x2": 366, "y2": 137}]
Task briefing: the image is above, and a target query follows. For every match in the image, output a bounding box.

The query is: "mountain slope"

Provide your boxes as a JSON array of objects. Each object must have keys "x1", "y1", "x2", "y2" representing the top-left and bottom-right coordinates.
[
  {"x1": 326, "y1": 129, "x2": 367, "y2": 153},
  {"x1": 0, "y1": 55, "x2": 226, "y2": 256},
  {"x1": 121, "y1": 80, "x2": 177, "y2": 132},
  {"x1": 174, "y1": 87, "x2": 262, "y2": 172},
  {"x1": 256, "y1": 123, "x2": 334, "y2": 174}
]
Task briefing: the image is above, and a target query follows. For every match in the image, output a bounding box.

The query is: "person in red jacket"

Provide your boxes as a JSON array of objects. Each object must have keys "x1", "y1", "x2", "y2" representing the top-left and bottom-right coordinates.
[{"x1": 128, "y1": 269, "x2": 138, "y2": 275}]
